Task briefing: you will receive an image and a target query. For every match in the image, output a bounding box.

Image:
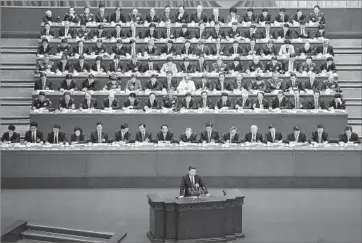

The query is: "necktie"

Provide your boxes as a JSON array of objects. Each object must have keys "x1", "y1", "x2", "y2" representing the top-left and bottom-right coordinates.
[
  {"x1": 65, "y1": 28, "x2": 68, "y2": 36},
  {"x1": 292, "y1": 81, "x2": 295, "y2": 87},
  {"x1": 323, "y1": 47, "x2": 327, "y2": 55},
  {"x1": 252, "y1": 134, "x2": 256, "y2": 142},
  {"x1": 114, "y1": 62, "x2": 117, "y2": 71},
  {"x1": 266, "y1": 29, "x2": 269, "y2": 38},
  {"x1": 149, "y1": 63, "x2": 152, "y2": 70},
  {"x1": 116, "y1": 14, "x2": 120, "y2": 22},
  {"x1": 259, "y1": 99, "x2": 263, "y2": 108},
  {"x1": 234, "y1": 47, "x2": 237, "y2": 54},
  {"x1": 208, "y1": 132, "x2": 211, "y2": 142},
  {"x1": 191, "y1": 177, "x2": 195, "y2": 185},
  {"x1": 295, "y1": 134, "x2": 299, "y2": 142},
  {"x1": 98, "y1": 132, "x2": 101, "y2": 143},
  {"x1": 121, "y1": 133, "x2": 124, "y2": 141},
  {"x1": 215, "y1": 16, "x2": 218, "y2": 22},
  {"x1": 142, "y1": 132, "x2": 145, "y2": 142},
  {"x1": 203, "y1": 99, "x2": 206, "y2": 107},
  {"x1": 279, "y1": 98, "x2": 282, "y2": 106},
  {"x1": 216, "y1": 46, "x2": 219, "y2": 55},
  {"x1": 117, "y1": 31, "x2": 120, "y2": 38},
  {"x1": 54, "y1": 133, "x2": 58, "y2": 144},
  {"x1": 295, "y1": 97, "x2": 299, "y2": 109},
  {"x1": 163, "y1": 133, "x2": 166, "y2": 141},
  {"x1": 289, "y1": 61, "x2": 293, "y2": 71},
  {"x1": 132, "y1": 47, "x2": 135, "y2": 55},
  {"x1": 87, "y1": 100, "x2": 90, "y2": 108},
  {"x1": 62, "y1": 62, "x2": 66, "y2": 71},
  {"x1": 301, "y1": 28, "x2": 304, "y2": 35},
  {"x1": 65, "y1": 99, "x2": 69, "y2": 108},
  {"x1": 186, "y1": 101, "x2": 189, "y2": 108},
  {"x1": 33, "y1": 132, "x2": 36, "y2": 142},
  {"x1": 132, "y1": 30, "x2": 135, "y2": 38},
  {"x1": 46, "y1": 30, "x2": 49, "y2": 36},
  {"x1": 242, "y1": 99, "x2": 245, "y2": 107},
  {"x1": 168, "y1": 47, "x2": 170, "y2": 54},
  {"x1": 347, "y1": 134, "x2": 351, "y2": 141},
  {"x1": 223, "y1": 100, "x2": 226, "y2": 106},
  {"x1": 97, "y1": 64, "x2": 100, "y2": 72},
  {"x1": 318, "y1": 133, "x2": 322, "y2": 143},
  {"x1": 167, "y1": 28, "x2": 170, "y2": 38},
  {"x1": 42, "y1": 80, "x2": 46, "y2": 89},
  {"x1": 315, "y1": 99, "x2": 318, "y2": 109},
  {"x1": 221, "y1": 83, "x2": 224, "y2": 91},
  {"x1": 272, "y1": 132, "x2": 275, "y2": 142},
  {"x1": 281, "y1": 15, "x2": 284, "y2": 22}
]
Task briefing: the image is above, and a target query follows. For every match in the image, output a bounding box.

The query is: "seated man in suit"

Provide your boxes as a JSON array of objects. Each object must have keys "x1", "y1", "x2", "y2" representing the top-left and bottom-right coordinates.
[
  {"x1": 123, "y1": 92, "x2": 141, "y2": 110},
  {"x1": 72, "y1": 40, "x2": 89, "y2": 58},
  {"x1": 272, "y1": 90, "x2": 291, "y2": 109},
  {"x1": 222, "y1": 126, "x2": 240, "y2": 144},
  {"x1": 319, "y1": 57, "x2": 336, "y2": 73},
  {"x1": 24, "y1": 121, "x2": 44, "y2": 144},
  {"x1": 299, "y1": 56, "x2": 316, "y2": 73},
  {"x1": 179, "y1": 128, "x2": 198, "y2": 143},
  {"x1": 176, "y1": 24, "x2": 192, "y2": 39},
  {"x1": 329, "y1": 93, "x2": 346, "y2": 110},
  {"x1": 179, "y1": 166, "x2": 209, "y2": 198},
  {"x1": 142, "y1": 39, "x2": 158, "y2": 56},
  {"x1": 156, "y1": 124, "x2": 174, "y2": 143},
  {"x1": 76, "y1": 21, "x2": 91, "y2": 40},
  {"x1": 110, "y1": 24, "x2": 126, "y2": 39},
  {"x1": 107, "y1": 55, "x2": 123, "y2": 74},
  {"x1": 91, "y1": 56, "x2": 107, "y2": 73},
  {"x1": 235, "y1": 91, "x2": 252, "y2": 109},
  {"x1": 209, "y1": 8, "x2": 224, "y2": 24},
  {"x1": 32, "y1": 91, "x2": 51, "y2": 110},
  {"x1": 144, "y1": 92, "x2": 161, "y2": 111},
  {"x1": 274, "y1": 8, "x2": 290, "y2": 23},
  {"x1": 289, "y1": 90, "x2": 305, "y2": 109},
  {"x1": 70, "y1": 126, "x2": 86, "y2": 144},
  {"x1": 228, "y1": 40, "x2": 244, "y2": 56},
  {"x1": 279, "y1": 39, "x2": 295, "y2": 57},
  {"x1": 283, "y1": 73, "x2": 302, "y2": 91},
  {"x1": 111, "y1": 39, "x2": 127, "y2": 56},
  {"x1": 145, "y1": 74, "x2": 162, "y2": 91},
  {"x1": 79, "y1": 91, "x2": 98, "y2": 110},
  {"x1": 56, "y1": 38, "x2": 72, "y2": 56},
  {"x1": 37, "y1": 38, "x2": 52, "y2": 55},
  {"x1": 282, "y1": 53, "x2": 298, "y2": 74},
  {"x1": 262, "y1": 39, "x2": 278, "y2": 57},
  {"x1": 161, "y1": 71, "x2": 178, "y2": 92},
  {"x1": 190, "y1": 5, "x2": 208, "y2": 23},
  {"x1": 91, "y1": 24, "x2": 109, "y2": 40},
  {"x1": 208, "y1": 21, "x2": 225, "y2": 40},
  {"x1": 215, "y1": 92, "x2": 233, "y2": 110},
  {"x1": 160, "y1": 56, "x2": 178, "y2": 75},
  {"x1": 102, "y1": 92, "x2": 119, "y2": 110},
  {"x1": 194, "y1": 22, "x2": 209, "y2": 39},
  {"x1": 176, "y1": 75, "x2": 196, "y2": 93},
  {"x1": 244, "y1": 125, "x2": 263, "y2": 143},
  {"x1": 285, "y1": 126, "x2": 307, "y2": 144},
  {"x1": 34, "y1": 73, "x2": 52, "y2": 90},
  {"x1": 195, "y1": 76, "x2": 213, "y2": 91},
  {"x1": 59, "y1": 73, "x2": 76, "y2": 92},
  {"x1": 252, "y1": 91, "x2": 270, "y2": 109},
  {"x1": 144, "y1": 8, "x2": 159, "y2": 23},
  {"x1": 248, "y1": 56, "x2": 264, "y2": 73},
  {"x1": 197, "y1": 90, "x2": 213, "y2": 109},
  {"x1": 314, "y1": 39, "x2": 334, "y2": 56},
  {"x1": 179, "y1": 56, "x2": 195, "y2": 73},
  {"x1": 179, "y1": 93, "x2": 196, "y2": 110},
  {"x1": 54, "y1": 54, "x2": 72, "y2": 74},
  {"x1": 264, "y1": 125, "x2": 283, "y2": 144},
  {"x1": 265, "y1": 56, "x2": 283, "y2": 73},
  {"x1": 1, "y1": 125, "x2": 20, "y2": 143},
  {"x1": 214, "y1": 72, "x2": 231, "y2": 91},
  {"x1": 193, "y1": 39, "x2": 211, "y2": 56},
  {"x1": 59, "y1": 91, "x2": 76, "y2": 110},
  {"x1": 46, "y1": 124, "x2": 67, "y2": 144},
  {"x1": 90, "y1": 122, "x2": 108, "y2": 143},
  {"x1": 226, "y1": 22, "x2": 240, "y2": 40},
  {"x1": 135, "y1": 123, "x2": 152, "y2": 143},
  {"x1": 339, "y1": 126, "x2": 361, "y2": 144},
  {"x1": 232, "y1": 73, "x2": 251, "y2": 92},
  {"x1": 200, "y1": 122, "x2": 219, "y2": 143},
  {"x1": 40, "y1": 22, "x2": 55, "y2": 38},
  {"x1": 114, "y1": 124, "x2": 132, "y2": 143},
  {"x1": 58, "y1": 20, "x2": 75, "y2": 39},
  {"x1": 73, "y1": 55, "x2": 91, "y2": 73},
  {"x1": 143, "y1": 23, "x2": 159, "y2": 39},
  {"x1": 125, "y1": 74, "x2": 142, "y2": 92},
  {"x1": 179, "y1": 40, "x2": 194, "y2": 56},
  {"x1": 212, "y1": 57, "x2": 228, "y2": 73},
  {"x1": 244, "y1": 38, "x2": 262, "y2": 56},
  {"x1": 141, "y1": 57, "x2": 160, "y2": 73},
  {"x1": 310, "y1": 124, "x2": 329, "y2": 144},
  {"x1": 306, "y1": 90, "x2": 326, "y2": 109},
  {"x1": 302, "y1": 72, "x2": 323, "y2": 91},
  {"x1": 258, "y1": 8, "x2": 272, "y2": 24},
  {"x1": 161, "y1": 40, "x2": 177, "y2": 55},
  {"x1": 103, "y1": 74, "x2": 121, "y2": 91}
]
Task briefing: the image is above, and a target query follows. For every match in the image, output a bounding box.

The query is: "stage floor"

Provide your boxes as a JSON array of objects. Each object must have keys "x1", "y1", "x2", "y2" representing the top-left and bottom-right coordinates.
[{"x1": 1, "y1": 189, "x2": 361, "y2": 243}]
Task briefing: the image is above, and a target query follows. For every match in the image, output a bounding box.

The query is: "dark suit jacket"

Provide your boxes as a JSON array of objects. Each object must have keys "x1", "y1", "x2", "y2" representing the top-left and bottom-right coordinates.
[
  {"x1": 143, "y1": 46, "x2": 158, "y2": 55},
  {"x1": 108, "y1": 61, "x2": 124, "y2": 73},
  {"x1": 161, "y1": 78, "x2": 178, "y2": 91},
  {"x1": 57, "y1": 44, "x2": 73, "y2": 55},
  {"x1": 310, "y1": 131, "x2": 329, "y2": 143},
  {"x1": 214, "y1": 81, "x2": 232, "y2": 91},
  {"x1": 144, "y1": 99, "x2": 160, "y2": 109},
  {"x1": 243, "y1": 30, "x2": 264, "y2": 39},
  {"x1": 24, "y1": 130, "x2": 44, "y2": 143},
  {"x1": 73, "y1": 61, "x2": 91, "y2": 72},
  {"x1": 145, "y1": 80, "x2": 162, "y2": 91},
  {"x1": 103, "y1": 98, "x2": 119, "y2": 109},
  {"x1": 235, "y1": 98, "x2": 252, "y2": 109},
  {"x1": 58, "y1": 27, "x2": 75, "y2": 38},
  {"x1": 292, "y1": 28, "x2": 310, "y2": 39},
  {"x1": 227, "y1": 29, "x2": 240, "y2": 38},
  {"x1": 209, "y1": 15, "x2": 225, "y2": 23},
  {"x1": 91, "y1": 29, "x2": 109, "y2": 39},
  {"x1": 243, "y1": 45, "x2": 261, "y2": 56},
  {"x1": 232, "y1": 80, "x2": 252, "y2": 91},
  {"x1": 264, "y1": 132, "x2": 283, "y2": 143},
  {"x1": 227, "y1": 46, "x2": 244, "y2": 56},
  {"x1": 208, "y1": 29, "x2": 225, "y2": 39},
  {"x1": 301, "y1": 79, "x2": 323, "y2": 91},
  {"x1": 319, "y1": 62, "x2": 336, "y2": 72},
  {"x1": 80, "y1": 98, "x2": 98, "y2": 109},
  {"x1": 111, "y1": 45, "x2": 128, "y2": 55},
  {"x1": 108, "y1": 12, "x2": 126, "y2": 23},
  {"x1": 244, "y1": 132, "x2": 263, "y2": 142},
  {"x1": 194, "y1": 61, "x2": 210, "y2": 72},
  {"x1": 274, "y1": 29, "x2": 292, "y2": 39},
  {"x1": 292, "y1": 13, "x2": 307, "y2": 23},
  {"x1": 222, "y1": 132, "x2": 240, "y2": 143},
  {"x1": 179, "y1": 63, "x2": 195, "y2": 73},
  {"x1": 161, "y1": 45, "x2": 177, "y2": 55},
  {"x1": 200, "y1": 130, "x2": 220, "y2": 143},
  {"x1": 262, "y1": 45, "x2": 278, "y2": 56},
  {"x1": 159, "y1": 13, "x2": 174, "y2": 23},
  {"x1": 194, "y1": 30, "x2": 209, "y2": 39},
  {"x1": 173, "y1": 13, "x2": 189, "y2": 23},
  {"x1": 196, "y1": 98, "x2": 214, "y2": 109},
  {"x1": 272, "y1": 97, "x2": 291, "y2": 109},
  {"x1": 126, "y1": 61, "x2": 142, "y2": 72},
  {"x1": 176, "y1": 29, "x2": 192, "y2": 39},
  {"x1": 47, "y1": 131, "x2": 67, "y2": 143},
  {"x1": 179, "y1": 46, "x2": 194, "y2": 55},
  {"x1": 314, "y1": 45, "x2": 334, "y2": 56},
  {"x1": 40, "y1": 29, "x2": 55, "y2": 37},
  {"x1": 70, "y1": 133, "x2": 86, "y2": 143},
  {"x1": 216, "y1": 99, "x2": 233, "y2": 109},
  {"x1": 329, "y1": 99, "x2": 346, "y2": 110},
  {"x1": 72, "y1": 46, "x2": 89, "y2": 56},
  {"x1": 94, "y1": 12, "x2": 108, "y2": 23},
  {"x1": 265, "y1": 61, "x2": 283, "y2": 72},
  {"x1": 143, "y1": 29, "x2": 159, "y2": 39},
  {"x1": 286, "y1": 133, "x2": 307, "y2": 143},
  {"x1": 190, "y1": 12, "x2": 208, "y2": 23},
  {"x1": 252, "y1": 98, "x2": 270, "y2": 109},
  {"x1": 59, "y1": 80, "x2": 76, "y2": 90},
  {"x1": 258, "y1": 13, "x2": 272, "y2": 23},
  {"x1": 54, "y1": 61, "x2": 72, "y2": 72},
  {"x1": 275, "y1": 14, "x2": 290, "y2": 23},
  {"x1": 180, "y1": 174, "x2": 208, "y2": 197},
  {"x1": 110, "y1": 29, "x2": 127, "y2": 39},
  {"x1": 156, "y1": 131, "x2": 174, "y2": 142},
  {"x1": 90, "y1": 131, "x2": 108, "y2": 143},
  {"x1": 144, "y1": 14, "x2": 159, "y2": 23},
  {"x1": 91, "y1": 63, "x2": 107, "y2": 72},
  {"x1": 34, "y1": 79, "x2": 53, "y2": 90},
  {"x1": 141, "y1": 63, "x2": 160, "y2": 72},
  {"x1": 82, "y1": 79, "x2": 100, "y2": 91},
  {"x1": 123, "y1": 99, "x2": 141, "y2": 109},
  {"x1": 114, "y1": 131, "x2": 132, "y2": 142},
  {"x1": 59, "y1": 97, "x2": 75, "y2": 109},
  {"x1": 306, "y1": 98, "x2": 325, "y2": 109},
  {"x1": 282, "y1": 79, "x2": 303, "y2": 91},
  {"x1": 179, "y1": 99, "x2": 196, "y2": 109},
  {"x1": 339, "y1": 133, "x2": 360, "y2": 143},
  {"x1": 37, "y1": 45, "x2": 52, "y2": 55},
  {"x1": 1, "y1": 132, "x2": 20, "y2": 143},
  {"x1": 179, "y1": 133, "x2": 198, "y2": 143},
  {"x1": 135, "y1": 131, "x2": 152, "y2": 142}
]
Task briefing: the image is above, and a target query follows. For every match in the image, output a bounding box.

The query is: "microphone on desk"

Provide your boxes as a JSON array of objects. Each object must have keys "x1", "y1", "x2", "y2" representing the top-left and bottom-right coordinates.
[{"x1": 56, "y1": 16, "x2": 61, "y2": 22}]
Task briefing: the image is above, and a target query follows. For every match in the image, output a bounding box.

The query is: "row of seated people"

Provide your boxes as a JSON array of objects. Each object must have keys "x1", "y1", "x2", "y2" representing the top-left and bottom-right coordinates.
[
  {"x1": 37, "y1": 37, "x2": 335, "y2": 58},
  {"x1": 32, "y1": 90, "x2": 346, "y2": 111},
  {"x1": 35, "y1": 54, "x2": 336, "y2": 76},
  {"x1": 41, "y1": 21, "x2": 327, "y2": 40},
  {"x1": 34, "y1": 72, "x2": 341, "y2": 93},
  {"x1": 42, "y1": 5, "x2": 326, "y2": 25},
  {"x1": 3, "y1": 123, "x2": 360, "y2": 145}
]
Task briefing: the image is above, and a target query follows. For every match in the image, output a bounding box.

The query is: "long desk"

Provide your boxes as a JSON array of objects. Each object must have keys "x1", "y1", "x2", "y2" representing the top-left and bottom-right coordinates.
[
  {"x1": 38, "y1": 55, "x2": 326, "y2": 70},
  {"x1": 36, "y1": 73, "x2": 330, "y2": 90},
  {"x1": 1, "y1": 144, "x2": 361, "y2": 188},
  {"x1": 29, "y1": 110, "x2": 347, "y2": 139},
  {"x1": 31, "y1": 91, "x2": 336, "y2": 108}
]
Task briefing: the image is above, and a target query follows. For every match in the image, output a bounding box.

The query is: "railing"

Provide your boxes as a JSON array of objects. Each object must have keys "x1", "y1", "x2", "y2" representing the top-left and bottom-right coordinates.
[{"x1": 2, "y1": 0, "x2": 360, "y2": 8}]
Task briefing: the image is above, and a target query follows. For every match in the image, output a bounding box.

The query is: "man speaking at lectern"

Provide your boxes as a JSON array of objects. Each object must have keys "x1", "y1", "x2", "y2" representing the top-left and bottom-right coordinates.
[{"x1": 179, "y1": 166, "x2": 209, "y2": 198}]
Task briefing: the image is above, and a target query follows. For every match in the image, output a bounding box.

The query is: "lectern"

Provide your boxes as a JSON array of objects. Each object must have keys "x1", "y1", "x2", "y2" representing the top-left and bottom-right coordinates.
[{"x1": 147, "y1": 189, "x2": 245, "y2": 242}]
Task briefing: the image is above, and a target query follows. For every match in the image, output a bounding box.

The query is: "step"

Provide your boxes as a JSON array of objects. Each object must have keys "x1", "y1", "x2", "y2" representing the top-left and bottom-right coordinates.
[
  {"x1": 341, "y1": 87, "x2": 362, "y2": 98},
  {"x1": 0, "y1": 38, "x2": 39, "y2": 47},
  {"x1": 27, "y1": 224, "x2": 113, "y2": 240},
  {"x1": 0, "y1": 86, "x2": 33, "y2": 97},
  {"x1": 329, "y1": 39, "x2": 362, "y2": 46},
  {"x1": 346, "y1": 105, "x2": 362, "y2": 118},
  {"x1": 21, "y1": 230, "x2": 107, "y2": 243},
  {"x1": 0, "y1": 65, "x2": 34, "y2": 70},
  {"x1": 0, "y1": 106, "x2": 31, "y2": 117},
  {"x1": 0, "y1": 53, "x2": 35, "y2": 63},
  {"x1": 17, "y1": 240, "x2": 53, "y2": 243},
  {"x1": 1, "y1": 70, "x2": 33, "y2": 79},
  {"x1": 334, "y1": 54, "x2": 362, "y2": 65},
  {"x1": 337, "y1": 70, "x2": 362, "y2": 79},
  {"x1": 0, "y1": 124, "x2": 29, "y2": 135}
]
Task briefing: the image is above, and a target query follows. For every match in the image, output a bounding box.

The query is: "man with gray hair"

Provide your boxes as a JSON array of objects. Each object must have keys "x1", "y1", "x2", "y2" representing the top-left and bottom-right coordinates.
[
  {"x1": 190, "y1": 5, "x2": 208, "y2": 23},
  {"x1": 244, "y1": 125, "x2": 263, "y2": 142}
]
